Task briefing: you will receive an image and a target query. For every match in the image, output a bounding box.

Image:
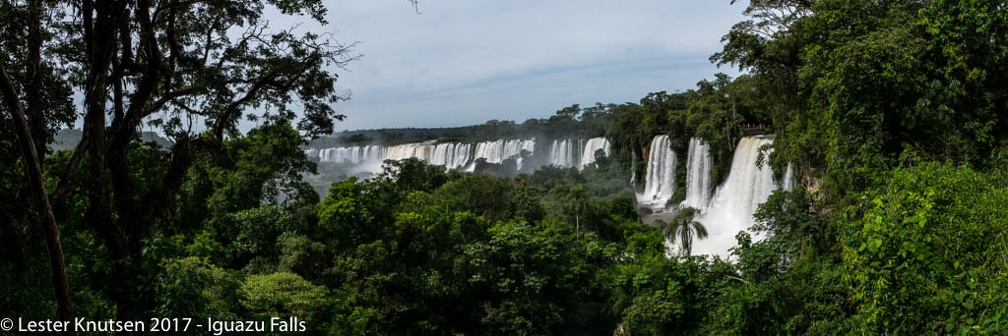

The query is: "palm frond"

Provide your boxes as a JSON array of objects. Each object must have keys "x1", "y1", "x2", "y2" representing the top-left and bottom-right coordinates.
[{"x1": 690, "y1": 221, "x2": 709, "y2": 239}]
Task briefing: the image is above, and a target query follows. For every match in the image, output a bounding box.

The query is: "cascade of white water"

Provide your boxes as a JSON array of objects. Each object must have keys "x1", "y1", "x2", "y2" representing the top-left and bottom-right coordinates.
[
  {"x1": 385, "y1": 142, "x2": 426, "y2": 161},
  {"x1": 446, "y1": 143, "x2": 472, "y2": 170},
  {"x1": 516, "y1": 139, "x2": 536, "y2": 170},
  {"x1": 690, "y1": 135, "x2": 780, "y2": 258},
  {"x1": 430, "y1": 143, "x2": 452, "y2": 167},
  {"x1": 308, "y1": 138, "x2": 536, "y2": 173},
  {"x1": 466, "y1": 138, "x2": 535, "y2": 171},
  {"x1": 316, "y1": 145, "x2": 385, "y2": 165},
  {"x1": 682, "y1": 138, "x2": 713, "y2": 210},
  {"x1": 636, "y1": 135, "x2": 677, "y2": 209},
  {"x1": 304, "y1": 148, "x2": 319, "y2": 163},
  {"x1": 630, "y1": 154, "x2": 637, "y2": 186},
  {"x1": 782, "y1": 164, "x2": 794, "y2": 191},
  {"x1": 580, "y1": 137, "x2": 611, "y2": 168},
  {"x1": 472, "y1": 141, "x2": 500, "y2": 165},
  {"x1": 549, "y1": 139, "x2": 580, "y2": 168}
]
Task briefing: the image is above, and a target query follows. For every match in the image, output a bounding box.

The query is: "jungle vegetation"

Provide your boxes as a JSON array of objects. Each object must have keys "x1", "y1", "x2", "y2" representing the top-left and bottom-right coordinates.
[{"x1": 2, "y1": 0, "x2": 1007, "y2": 335}]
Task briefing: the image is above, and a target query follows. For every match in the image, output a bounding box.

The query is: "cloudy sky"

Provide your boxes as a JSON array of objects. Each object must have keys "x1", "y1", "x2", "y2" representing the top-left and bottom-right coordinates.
[{"x1": 309, "y1": 1, "x2": 747, "y2": 131}]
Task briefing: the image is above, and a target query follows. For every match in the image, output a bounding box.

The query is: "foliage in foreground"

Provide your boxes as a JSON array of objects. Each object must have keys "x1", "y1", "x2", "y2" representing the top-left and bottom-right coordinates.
[{"x1": 2, "y1": 0, "x2": 1008, "y2": 335}]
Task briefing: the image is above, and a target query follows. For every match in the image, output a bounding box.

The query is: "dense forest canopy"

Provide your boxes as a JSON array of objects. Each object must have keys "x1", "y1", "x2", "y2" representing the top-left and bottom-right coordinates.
[{"x1": 1, "y1": 0, "x2": 1007, "y2": 335}]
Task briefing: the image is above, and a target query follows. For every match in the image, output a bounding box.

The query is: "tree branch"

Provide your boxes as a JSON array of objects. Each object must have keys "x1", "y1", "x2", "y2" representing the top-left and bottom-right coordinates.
[
  {"x1": 50, "y1": 130, "x2": 88, "y2": 208},
  {"x1": 27, "y1": 0, "x2": 45, "y2": 161},
  {"x1": 120, "y1": 0, "x2": 162, "y2": 128},
  {"x1": 726, "y1": 274, "x2": 750, "y2": 285},
  {"x1": 142, "y1": 87, "x2": 201, "y2": 116},
  {"x1": 212, "y1": 59, "x2": 310, "y2": 139}
]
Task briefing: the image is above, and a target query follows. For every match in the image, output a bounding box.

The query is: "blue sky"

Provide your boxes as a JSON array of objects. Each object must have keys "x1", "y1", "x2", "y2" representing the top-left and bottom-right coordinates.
[{"x1": 307, "y1": 0, "x2": 747, "y2": 131}]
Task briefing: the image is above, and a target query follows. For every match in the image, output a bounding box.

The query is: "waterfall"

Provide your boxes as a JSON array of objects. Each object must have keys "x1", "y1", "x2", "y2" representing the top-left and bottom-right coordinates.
[
  {"x1": 636, "y1": 135, "x2": 677, "y2": 209},
  {"x1": 307, "y1": 133, "x2": 796, "y2": 260},
  {"x1": 424, "y1": 142, "x2": 472, "y2": 170},
  {"x1": 518, "y1": 139, "x2": 536, "y2": 169},
  {"x1": 546, "y1": 137, "x2": 611, "y2": 169},
  {"x1": 690, "y1": 135, "x2": 782, "y2": 258},
  {"x1": 782, "y1": 163, "x2": 794, "y2": 191},
  {"x1": 630, "y1": 153, "x2": 637, "y2": 186},
  {"x1": 385, "y1": 142, "x2": 430, "y2": 162},
  {"x1": 450, "y1": 143, "x2": 473, "y2": 170},
  {"x1": 580, "y1": 137, "x2": 611, "y2": 167},
  {"x1": 307, "y1": 137, "x2": 538, "y2": 174},
  {"x1": 549, "y1": 139, "x2": 581, "y2": 168},
  {"x1": 430, "y1": 143, "x2": 452, "y2": 167},
  {"x1": 315, "y1": 145, "x2": 386, "y2": 165},
  {"x1": 681, "y1": 138, "x2": 713, "y2": 210},
  {"x1": 469, "y1": 138, "x2": 536, "y2": 171},
  {"x1": 308, "y1": 137, "x2": 617, "y2": 174}
]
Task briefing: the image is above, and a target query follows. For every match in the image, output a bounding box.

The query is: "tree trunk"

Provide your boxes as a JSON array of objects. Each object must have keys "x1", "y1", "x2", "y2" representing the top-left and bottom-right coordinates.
[
  {"x1": 0, "y1": 62, "x2": 75, "y2": 330},
  {"x1": 575, "y1": 213, "x2": 580, "y2": 240},
  {"x1": 26, "y1": 0, "x2": 46, "y2": 162},
  {"x1": 79, "y1": 0, "x2": 145, "y2": 320}
]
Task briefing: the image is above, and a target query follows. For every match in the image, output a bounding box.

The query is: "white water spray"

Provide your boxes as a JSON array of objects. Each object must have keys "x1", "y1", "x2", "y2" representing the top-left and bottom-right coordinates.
[
  {"x1": 682, "y1": 138, "x2": 713, "y2": 210},
  {"x1": 637, "y1": 135, "x2": 677, "y2": 209},
  {"x1": 549, "y1": 139, "x2": 581, "y2": 168},
  {"x1": 307, "y1": 138, "x2": 537, "y2": 174},
  {"x1": 580, "y1": 137, "x2": 611, "y2": 168},
  {"x1": 690, "y1": 135, "x2": 780, "y2": 258}
]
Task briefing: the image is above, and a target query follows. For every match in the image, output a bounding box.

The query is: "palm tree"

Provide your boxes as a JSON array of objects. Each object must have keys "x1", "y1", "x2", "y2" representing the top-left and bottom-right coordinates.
[{"x1": 663, "y1": 207, "x2": 708, "y2": 257}]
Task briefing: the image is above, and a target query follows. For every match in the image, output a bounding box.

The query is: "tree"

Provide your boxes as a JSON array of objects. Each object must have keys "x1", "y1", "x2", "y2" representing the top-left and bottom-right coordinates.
[
  {"x1": 0, "y1": 0, "x2": 79, "y2": 322},
  {"x1": 240, "y1": 272, "x2": 328, "y2": 322},
  {"x1": 317, "y1": 177, "x2": 399, "y2": 251},
  {"x1": 155, "y1": 256, "x2": 238, "y2": 319},
  {"x1": 606, "y1": 102, "x2": 646, "y2": 168},
  {"x1": 553, "y1": 183, "x2": 589, "y2": 239},
  {"x1": 663, "y1": 207, "x2": 708, "y2": 257},
  {"x1": 277, "y1": 233, "x2": 327, "y2": 277},
  {"x1": 0, "y1": 0, "x2": 357, "y2": 319},
  {"x1": 0, "y1": 53, "x2": 74, "y2": 323},
  {"x1": 715, "y1": 0, "x2": 1008, "y2": 195},
  {"x1": 840, "y1": 163, "x2": 1008, "y2": 334},
  {"x1": 377, "y1": 157, "x2": 448, "y2": 193},
  {"x1": 431, "y1": 175, "x2": 514, "y2": 224},
  {"x1": 712, "y1": 0, "x2": 820, "y2": 185}
]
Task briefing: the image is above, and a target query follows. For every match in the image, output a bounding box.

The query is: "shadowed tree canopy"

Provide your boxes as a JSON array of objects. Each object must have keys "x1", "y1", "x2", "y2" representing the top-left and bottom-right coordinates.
[
  {"x1": 714, "y1": 0, "x2": 1008, "y2": 195},
  {"x1": 1, "y1": 0, "x2": 359, "y2": 319}
]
